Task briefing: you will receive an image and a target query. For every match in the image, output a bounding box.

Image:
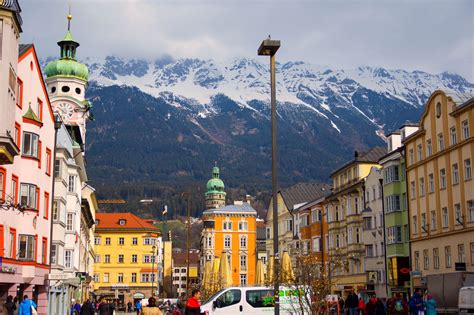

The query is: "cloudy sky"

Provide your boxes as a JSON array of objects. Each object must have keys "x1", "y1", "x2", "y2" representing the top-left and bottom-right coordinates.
[{"x1": 20, "y1": 0, "x2": 473, "y2": 81}]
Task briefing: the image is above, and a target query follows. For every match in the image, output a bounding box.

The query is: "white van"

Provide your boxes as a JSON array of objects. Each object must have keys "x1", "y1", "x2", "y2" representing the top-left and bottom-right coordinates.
[
  {"x1": 200, "y1": 286, "x2": 310, "y2": 315},
  {"x1": 459, "y1": 286, "x2": 474, "y2": 314}
]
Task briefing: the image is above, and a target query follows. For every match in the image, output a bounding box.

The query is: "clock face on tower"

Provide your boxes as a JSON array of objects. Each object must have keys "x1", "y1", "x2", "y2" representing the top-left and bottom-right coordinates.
[{"x1": 55, "y1": 102, "x2": 75, "y2": 121}]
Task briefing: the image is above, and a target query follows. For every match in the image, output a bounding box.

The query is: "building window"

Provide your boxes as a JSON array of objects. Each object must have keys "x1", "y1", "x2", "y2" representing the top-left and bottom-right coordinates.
[
  {"x1": 240, "y1": 255, "x2": 247, "y2": 271},
  {"x1": 436, "y1": 102, "x2": 441, "y2": 118},
  {"x1": 430, "y1": 210, "x2": 437, "y2": 231},
  {"x1": 54, "y1": 159, "x2": 61, "y2": 178},
  {"x1": 455, "y1": 204, "x2": 462, "y2": 225},
  {"x1": 409, "y1": 149, "x2": 414, "y2": 165},
  {"x1": 387, "y1": 226, "x2": 402, "y2": 244},
  {"x1": 131, "y1": 273, "x2": 137, "y2": 283},
  {"x1": 452, "y1": 163, "x2": 459, "y2": 185},
  {"x1": 51, "y1": 244, "x2": 57, "y2": 264},
  {"x1": 423, "y1": 249, "x2": 429, "y2": 270},
  {"x1": 39, "y1": 238, "x2": 45, "y2": 264},
  {"x1": 104, "y1": 273, "x2": 109, "y2": 283},
  {"x1": 417, "y1": 144, "x2": 422, "y2": 161},
  {"x1": 93, "y1": 274, "x2": 99, "y2": 282},
  {"x1": 427, "y1": 139, "x2": 432, "y2": 157},
  {"x1": 94, "y1": 237, "x2": 101, "y2": 245},
  {"x1": 413, "y1": 215, "x2": 418, "y2": 235},
  {"x1": 105, "y1": 255, "x2": 110, "y2": 263},
  {"x1": 118, "y1": 254, "x2": 124, "y2": 263},
  {"x1": 20, "y1": 183, "x2": 37, "y2": 209},
  {"x1": 465, "y1": 159, "x2": 472, "y2": 180},
  {"x1": 65, "y1": 250, "x2": 73, "y2": 269},
  {"x1": 22, "y1": 132, "x2": 39, "y2": 158},
  {"x1": 238, "y1": 221, "x2": 248, "y2": 231},
  {"x1": 442, "y1": 207, "x2": 449, "y2": 228},
  {"x1": 224, "y1": 235, "x2": 231, "y2": 249},
  {"x1": 312, "y1": 237, "x2": 321, "y2": 252},
  {"x1": 386, "y1": 195, "x2": 401, "y2": 212},
  {"x1": 0, "y1": 169, "x2": 5, "y2": 200},
  {"x1": 53, "y1": 201, "x2": 59, "y2": 221},
  {"x1": 132, "y1": 237, "x2": 138, "y2": 245},
  {"x1": 428, "y1": 173, "x2": 434, "y2": 194},
  {"x1": 68, "y1": 175, "x2": 76, "y2": 193},
  {"x1": 450, "y1": 127, "x2": 457, "y2": 145},
  {"x1": 410, "y1": 181, "x2": 416, "y2": 198},
  {"x1": 223, "y1": 221, "x2": 233, "y2": 231},
  {"x1": 365, "y1": 245, "x2": 374, "y2": 257},
  {"x1": 119, "y1": 219, "x2": 126, "y2": 226},
  {"x1": 43, "y1": 192, "x2": 49, "y2": 219},
  {"x1": 433, "y1": 248, "x2": 440, "y2": 269},
  {"x1": 132, "y1": 254, "x2": 138, "y2": 263},
  {"x1": 419, "y1": 177, "x2": 425, "y2": 196},
  {"x1": 462, "y1": 120, "x2": 470, "y2": 140},
  {"x1": 438, "y1": 133, "x2": 444, "y2": 151},
  {"x1": 119, "y1": 237, "x2": 125, "y2": 245},
  {"x1": 118, "y1": 273, "x2": 124, "y2": 283},
  {"x1": 468, "y1": 200, "x2": 474, "y2": 223},
  {"x1": 458, "y1": 244, "x2": 466, "y2": 263},
  {"x1": 105, "y1": 237, "x2": 111, "y2": 245},
  {"x1": 445, "y1": 246, "x2": 452, "y2": 268},
  {"x1": 266, "y1": 228, "x2": 271, "y2": 239},
  {"x1": 94, "y1": 255, "x2": 100, "y2": 263},
  {"x1": 45, "y1": 148, "x2": 52, "y2": 175},
  {"x1": 66, "y1": 213, "x2": 74, "y2": 231},
  {"x1": 240, "y1": 274, "x2": 247, "y2": 285},
  {"x1": 421, "y1": 213, "x2": 427, "y2": 232},
  {"x1": 240, "y1": 235, "x2": 247, "y2": 249},
  {"x1": 363, "y1": 217, "x2": 373, "y2": 230},
  {"x1": 11, "y1": 175, "x2": 18, "y2": 204},
  {"x1": 440, "y1": 169, "x2": 446, "y2": 189},
  {"x1": 470, "y1": 243, "x2": 474, "y2": 266},
  {"x1": 414, "y1": 251, "x2": 420, "y2": 271}
]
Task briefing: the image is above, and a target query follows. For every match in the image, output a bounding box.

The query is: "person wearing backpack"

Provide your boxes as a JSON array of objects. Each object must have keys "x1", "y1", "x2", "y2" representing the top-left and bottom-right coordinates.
[{"x1": 388, "y1": 293, "x2": 408, "y2": 315}]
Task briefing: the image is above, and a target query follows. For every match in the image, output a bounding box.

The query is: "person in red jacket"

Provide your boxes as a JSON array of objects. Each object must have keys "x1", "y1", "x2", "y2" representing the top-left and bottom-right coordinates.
[{"x1": 185, "y1": 289, "x2": 205, "y2": 315}]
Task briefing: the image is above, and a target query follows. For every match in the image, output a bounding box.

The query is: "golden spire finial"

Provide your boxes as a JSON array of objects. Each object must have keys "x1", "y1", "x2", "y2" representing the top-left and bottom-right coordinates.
[{"x1": 67, "y1": 4, "x2": 72, "y2": 31}]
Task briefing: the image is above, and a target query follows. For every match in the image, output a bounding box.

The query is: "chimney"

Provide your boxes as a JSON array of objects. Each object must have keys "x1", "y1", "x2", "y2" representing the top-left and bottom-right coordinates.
[
  {"x1": 354, "y1": 151, "x2": 359, "y2": 158},
  {"x1": 245, "y1": 195, "x2": 252, "y2": 204}
]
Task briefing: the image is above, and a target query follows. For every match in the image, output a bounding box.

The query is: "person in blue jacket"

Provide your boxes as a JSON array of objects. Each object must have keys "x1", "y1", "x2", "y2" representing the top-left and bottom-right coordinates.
[
  {"x1": 18, "y1": 295, "x2": 37, "y2": 315},
  {"x1": 408, "y1": 289, "x2": 424, "y2": 315},
  {"x1": 424, "y1": 294, "x2": 436, "y2": 315}
]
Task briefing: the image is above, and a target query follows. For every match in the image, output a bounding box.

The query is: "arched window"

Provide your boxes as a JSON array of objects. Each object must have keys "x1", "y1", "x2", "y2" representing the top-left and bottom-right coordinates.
[{"x1": 436, "y1": 102, "x2": 441, "y2": 118}]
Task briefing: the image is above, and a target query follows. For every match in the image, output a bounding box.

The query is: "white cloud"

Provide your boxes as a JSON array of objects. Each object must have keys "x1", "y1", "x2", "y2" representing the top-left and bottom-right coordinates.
[{"x1": 20, "y1": 0, "x2": 473, "y2": 81}]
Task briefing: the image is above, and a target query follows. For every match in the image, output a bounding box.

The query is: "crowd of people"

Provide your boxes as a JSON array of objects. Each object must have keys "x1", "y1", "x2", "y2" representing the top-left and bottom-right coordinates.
[
  {"x1": 3, "y1": 295, "x2": 37, "y2": 315},
  {"x1": 57, "y1": 289, "x2": 206, "y2": 315},
  {"x1": 333, "y1": 288, "x2": 437, "y2": 315}
]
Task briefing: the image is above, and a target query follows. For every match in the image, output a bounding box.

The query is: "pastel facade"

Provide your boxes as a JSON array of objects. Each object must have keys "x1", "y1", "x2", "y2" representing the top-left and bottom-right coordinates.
[
  {"x1": 326, "y1": 147, "x2": 386, "y2": 296},
  {"x1": 0, "y1": 1, "x2": 21, "y2": 165},
  {"x1": 361, "y1": 166, "x2": 386, "y2": 298},
  {"x1": 404, "y1": 91, "x2": 474, "y2": 292},
  {"x1": 172, "y1": 251, "x2": 199, "y2": 296},
  {"x1": 93, "y1": 213, "x2": 162, "y2": 306},
  {"x1": 45, "y1": 16, "x2": 96, "y2": 314},
  {"x1": 0, "y1": 44, "x2": 56, "y2": 315},
  {"x1": 379, "y1": 124, "x2": 418, "y2": 297}
]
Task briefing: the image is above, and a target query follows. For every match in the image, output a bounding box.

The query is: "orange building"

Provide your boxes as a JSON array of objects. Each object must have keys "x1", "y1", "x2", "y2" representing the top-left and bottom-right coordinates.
[
  {"x1": 201, "y1": 166, "x2": 257, "y2": 286},
  {"x1": 298, "y1": 196, "x2": 328, "y2": 263}
]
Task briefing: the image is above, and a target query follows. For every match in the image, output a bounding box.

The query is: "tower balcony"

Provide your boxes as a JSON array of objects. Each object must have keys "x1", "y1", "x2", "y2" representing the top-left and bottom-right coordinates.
[{"x1": 0, "y1": 134, "x2": 20, "y2": 165}]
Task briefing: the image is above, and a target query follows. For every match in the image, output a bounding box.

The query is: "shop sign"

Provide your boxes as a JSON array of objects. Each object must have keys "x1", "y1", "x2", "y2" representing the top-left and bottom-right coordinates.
[
  {"x1": 133, "y1": 293, "x2": 145, "y2": 299},
  {"x1": 111, "y1": 284, "x2": 129, "y2": 289}
]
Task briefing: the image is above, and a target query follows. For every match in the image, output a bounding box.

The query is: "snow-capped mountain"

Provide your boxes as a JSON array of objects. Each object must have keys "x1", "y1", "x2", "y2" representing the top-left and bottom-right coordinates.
[
  {"x1": 83, "y1": 55, "x2": 473, "y2": 134},
  {"x1": 44, "y1": 55, "x2": 472, "y2": 191}
]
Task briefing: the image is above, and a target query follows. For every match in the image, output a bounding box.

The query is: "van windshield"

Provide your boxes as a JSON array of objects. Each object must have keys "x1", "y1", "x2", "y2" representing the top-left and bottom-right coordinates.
[{"x1": 203, "y1": 289, "x2": 226, "y2": 305}]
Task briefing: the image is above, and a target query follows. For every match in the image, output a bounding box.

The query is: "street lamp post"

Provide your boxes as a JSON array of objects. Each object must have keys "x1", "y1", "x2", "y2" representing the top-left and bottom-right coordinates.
[
  {"x1": 258, "y1": 37, "x2": 280, "y2": 315},
  {"x1": 151, "y1": 245, "x2": 156, "y2": 296}
]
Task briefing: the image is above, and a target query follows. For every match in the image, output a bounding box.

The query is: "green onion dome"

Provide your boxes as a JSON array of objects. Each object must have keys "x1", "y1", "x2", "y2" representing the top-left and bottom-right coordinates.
[{"x1": 45, "y1": 58, "x2": 88, "y2": 81}]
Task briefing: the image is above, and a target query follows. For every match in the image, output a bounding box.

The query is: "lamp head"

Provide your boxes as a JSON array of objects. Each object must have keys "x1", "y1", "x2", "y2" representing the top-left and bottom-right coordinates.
[{"x1": 258, "y1": 39, "x2": 281, "y2": 56}]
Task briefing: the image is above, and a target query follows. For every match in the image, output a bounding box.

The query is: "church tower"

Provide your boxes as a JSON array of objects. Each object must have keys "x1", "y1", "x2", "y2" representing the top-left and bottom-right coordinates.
[
  {"x1": 44, "y1": 11, "x2": 91, "y2": 148},
  {"x1": 205, "y1": 164, "x2": 226, "y2": 209}
]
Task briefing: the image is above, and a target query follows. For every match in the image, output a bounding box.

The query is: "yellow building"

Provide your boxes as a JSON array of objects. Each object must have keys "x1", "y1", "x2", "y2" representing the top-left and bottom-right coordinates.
[
  {"x1": 404, "y1": 91, "x2": 474, "y2": 289},
  {"x1": 325, "y1": 147, "x2": 386, "y2": 296},
  {"x1": 201, "y1": 166, "x2": 257, "y2": 286},
  {"x1": 93, "y1": 213, "x2": 161, "y2": 306}
]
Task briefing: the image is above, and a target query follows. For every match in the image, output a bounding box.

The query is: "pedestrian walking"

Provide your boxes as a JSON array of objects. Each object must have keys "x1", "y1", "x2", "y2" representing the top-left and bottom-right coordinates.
[
  {"x1": 98, "y1": 300, "x2": 110, "y2": 315},
  {"x1": 135, "y1": 300, "x2": 142, "y2": 315},
  {"x1": 80, "y1": 299, "x2": 94, "y2": 315},
  {"x1": 346, "y1": 289, "x2": 359, "y2": 315},
  {"x1": 127, "y1": 301, "x2": 133, "y2": 313},
  {"x1": 374, "y1": 298, "x2": 385, "y2": 315},
  {"x1": 176, "y1": 293, "x2": 186, "y2": 315},
  {"x1": 423, "y1": 294, "x2": 436, "y2": 315},
  {"x1": 387, "y1": 293, "x2": 407, "y2": 315},
  {"x1": 358, "y1": 297, "x2": 366, "y2": 315},
  {"x1": 18, "y1": 295, "x2": 37, "y2": 315},
  {"x1": 185, "y1": 289, "x2": 204, "y2": 315},
  {"x1": 408, "y1": 289, "x2": 424, "y2": 315},
  {"x1": 4, "y1": 295, "x2": 17, "y2": 315},
  {"x1": 365, "y1": 296, "x2": 378, "y2": 315},
  {"x1": 141, "y1": 297, "x2": 163, "y2": 315}
]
